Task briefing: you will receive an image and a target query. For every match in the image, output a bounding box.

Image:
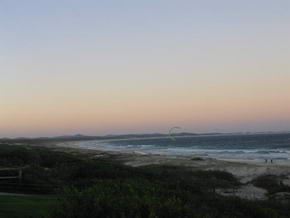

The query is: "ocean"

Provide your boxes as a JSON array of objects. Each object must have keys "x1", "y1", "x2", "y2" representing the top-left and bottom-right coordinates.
[{"x1": 76, "y1": 133, "x2": 290, "y2": 161}]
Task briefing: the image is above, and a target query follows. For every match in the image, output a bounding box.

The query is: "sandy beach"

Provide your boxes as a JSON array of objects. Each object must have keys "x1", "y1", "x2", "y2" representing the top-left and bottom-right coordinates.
[{"x1": 50, "y1": 140, "x2": 290, "y2": 201}]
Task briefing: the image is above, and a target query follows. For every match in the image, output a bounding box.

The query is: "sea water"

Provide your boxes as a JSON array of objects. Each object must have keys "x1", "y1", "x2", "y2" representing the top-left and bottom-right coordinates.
[{"x1": 77, "y1": 133, "x2": 290, "y2": 161}]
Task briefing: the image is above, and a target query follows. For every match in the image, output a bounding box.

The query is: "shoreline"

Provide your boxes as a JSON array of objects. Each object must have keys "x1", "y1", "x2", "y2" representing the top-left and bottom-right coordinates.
[
  {"x1": 55, "y1": 139, "x2": 290, "y2": 166},
  {"x1": 52, "y1": 140, "x2": 290, "y2": 177},
  {"x1": 8, "y1": 139, "x2": 290, "y2": 201}
]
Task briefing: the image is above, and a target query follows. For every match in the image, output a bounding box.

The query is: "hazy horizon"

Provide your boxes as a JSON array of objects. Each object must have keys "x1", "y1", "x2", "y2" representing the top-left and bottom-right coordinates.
[{"x1": 1, "y1": 1, "x2": 290, "y2": 137}]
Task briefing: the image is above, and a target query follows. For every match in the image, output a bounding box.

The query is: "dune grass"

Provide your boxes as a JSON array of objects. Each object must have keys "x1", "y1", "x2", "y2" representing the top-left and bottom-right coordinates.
[{"x1": 0, "y1": 194, "x2": 56, "y2": 218}]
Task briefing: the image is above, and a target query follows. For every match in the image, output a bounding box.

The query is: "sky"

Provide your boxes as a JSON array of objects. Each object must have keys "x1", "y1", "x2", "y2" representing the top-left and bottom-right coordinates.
[{"x1": 1, "y1": 0, "x2": 290, "y2": 137}]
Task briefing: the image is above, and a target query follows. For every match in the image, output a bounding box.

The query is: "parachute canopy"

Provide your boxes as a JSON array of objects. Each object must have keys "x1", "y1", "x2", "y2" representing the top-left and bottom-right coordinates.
[{"x1": 168, "y1": 126, "x2": 182, "y2": 141}]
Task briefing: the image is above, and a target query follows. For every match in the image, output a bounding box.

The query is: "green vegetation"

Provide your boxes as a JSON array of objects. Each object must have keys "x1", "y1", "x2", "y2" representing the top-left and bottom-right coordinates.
[
  {"x1": 0, "y1": 195, "x2": 56, "y2": 218},
  {"x1": 253, "y1": 175, "x2": 290, "y2": 195},
  {"x1": 1, "y1": 143, "x2": 290, "y2": 218}
]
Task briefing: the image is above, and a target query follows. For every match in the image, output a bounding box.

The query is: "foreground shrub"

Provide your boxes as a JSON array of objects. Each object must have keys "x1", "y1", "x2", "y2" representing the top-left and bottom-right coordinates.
[
  {"x1": 50, "y1": 180, "x2": 196, "y2": 218},
  {"x1": 253, "y1": 175, "x2": 290, "y2": 195},
  {"x1": 49, "y1": 178, "x2": 289, "y2": 218}
]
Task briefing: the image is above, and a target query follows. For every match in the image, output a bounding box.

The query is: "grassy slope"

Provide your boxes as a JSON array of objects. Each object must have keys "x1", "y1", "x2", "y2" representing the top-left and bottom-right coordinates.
[{"x1": 0, "y1": 195, "x2": 56, "y2": 218}]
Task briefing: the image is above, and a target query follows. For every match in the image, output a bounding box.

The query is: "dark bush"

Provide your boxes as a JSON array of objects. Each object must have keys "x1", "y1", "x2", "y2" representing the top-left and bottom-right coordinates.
[{"x1": 253, "y1": 175, "x2": 290, "y2": 195}]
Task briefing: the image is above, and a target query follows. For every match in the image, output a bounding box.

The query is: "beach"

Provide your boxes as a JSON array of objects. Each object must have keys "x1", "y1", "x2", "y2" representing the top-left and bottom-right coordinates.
[{"x1": 52, "y1": 139, "x2": 290, "y2": 200}]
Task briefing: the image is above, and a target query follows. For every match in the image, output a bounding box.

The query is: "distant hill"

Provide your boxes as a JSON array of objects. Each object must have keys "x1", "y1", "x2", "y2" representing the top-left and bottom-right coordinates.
[
  {"x1": 1, "y1": 131, "x2": 289, "y2": 144},
  {"x1": 0, "y1": 132, "x2": 199, "y2": 143}
]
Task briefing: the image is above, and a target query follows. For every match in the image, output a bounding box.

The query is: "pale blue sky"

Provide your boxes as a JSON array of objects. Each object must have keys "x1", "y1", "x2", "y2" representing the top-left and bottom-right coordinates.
[{"x1": 1, "y1": 1, "x2": 290, "y2": 137}]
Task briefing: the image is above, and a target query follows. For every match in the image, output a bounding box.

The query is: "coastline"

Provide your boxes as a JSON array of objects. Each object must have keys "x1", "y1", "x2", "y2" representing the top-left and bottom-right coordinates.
[
  {"x1": 52, "y1": 140, "x2": 290, "y2": 182},
  {"x1": 36, "y1": 139, "x2": 290, "y2": 200}
]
